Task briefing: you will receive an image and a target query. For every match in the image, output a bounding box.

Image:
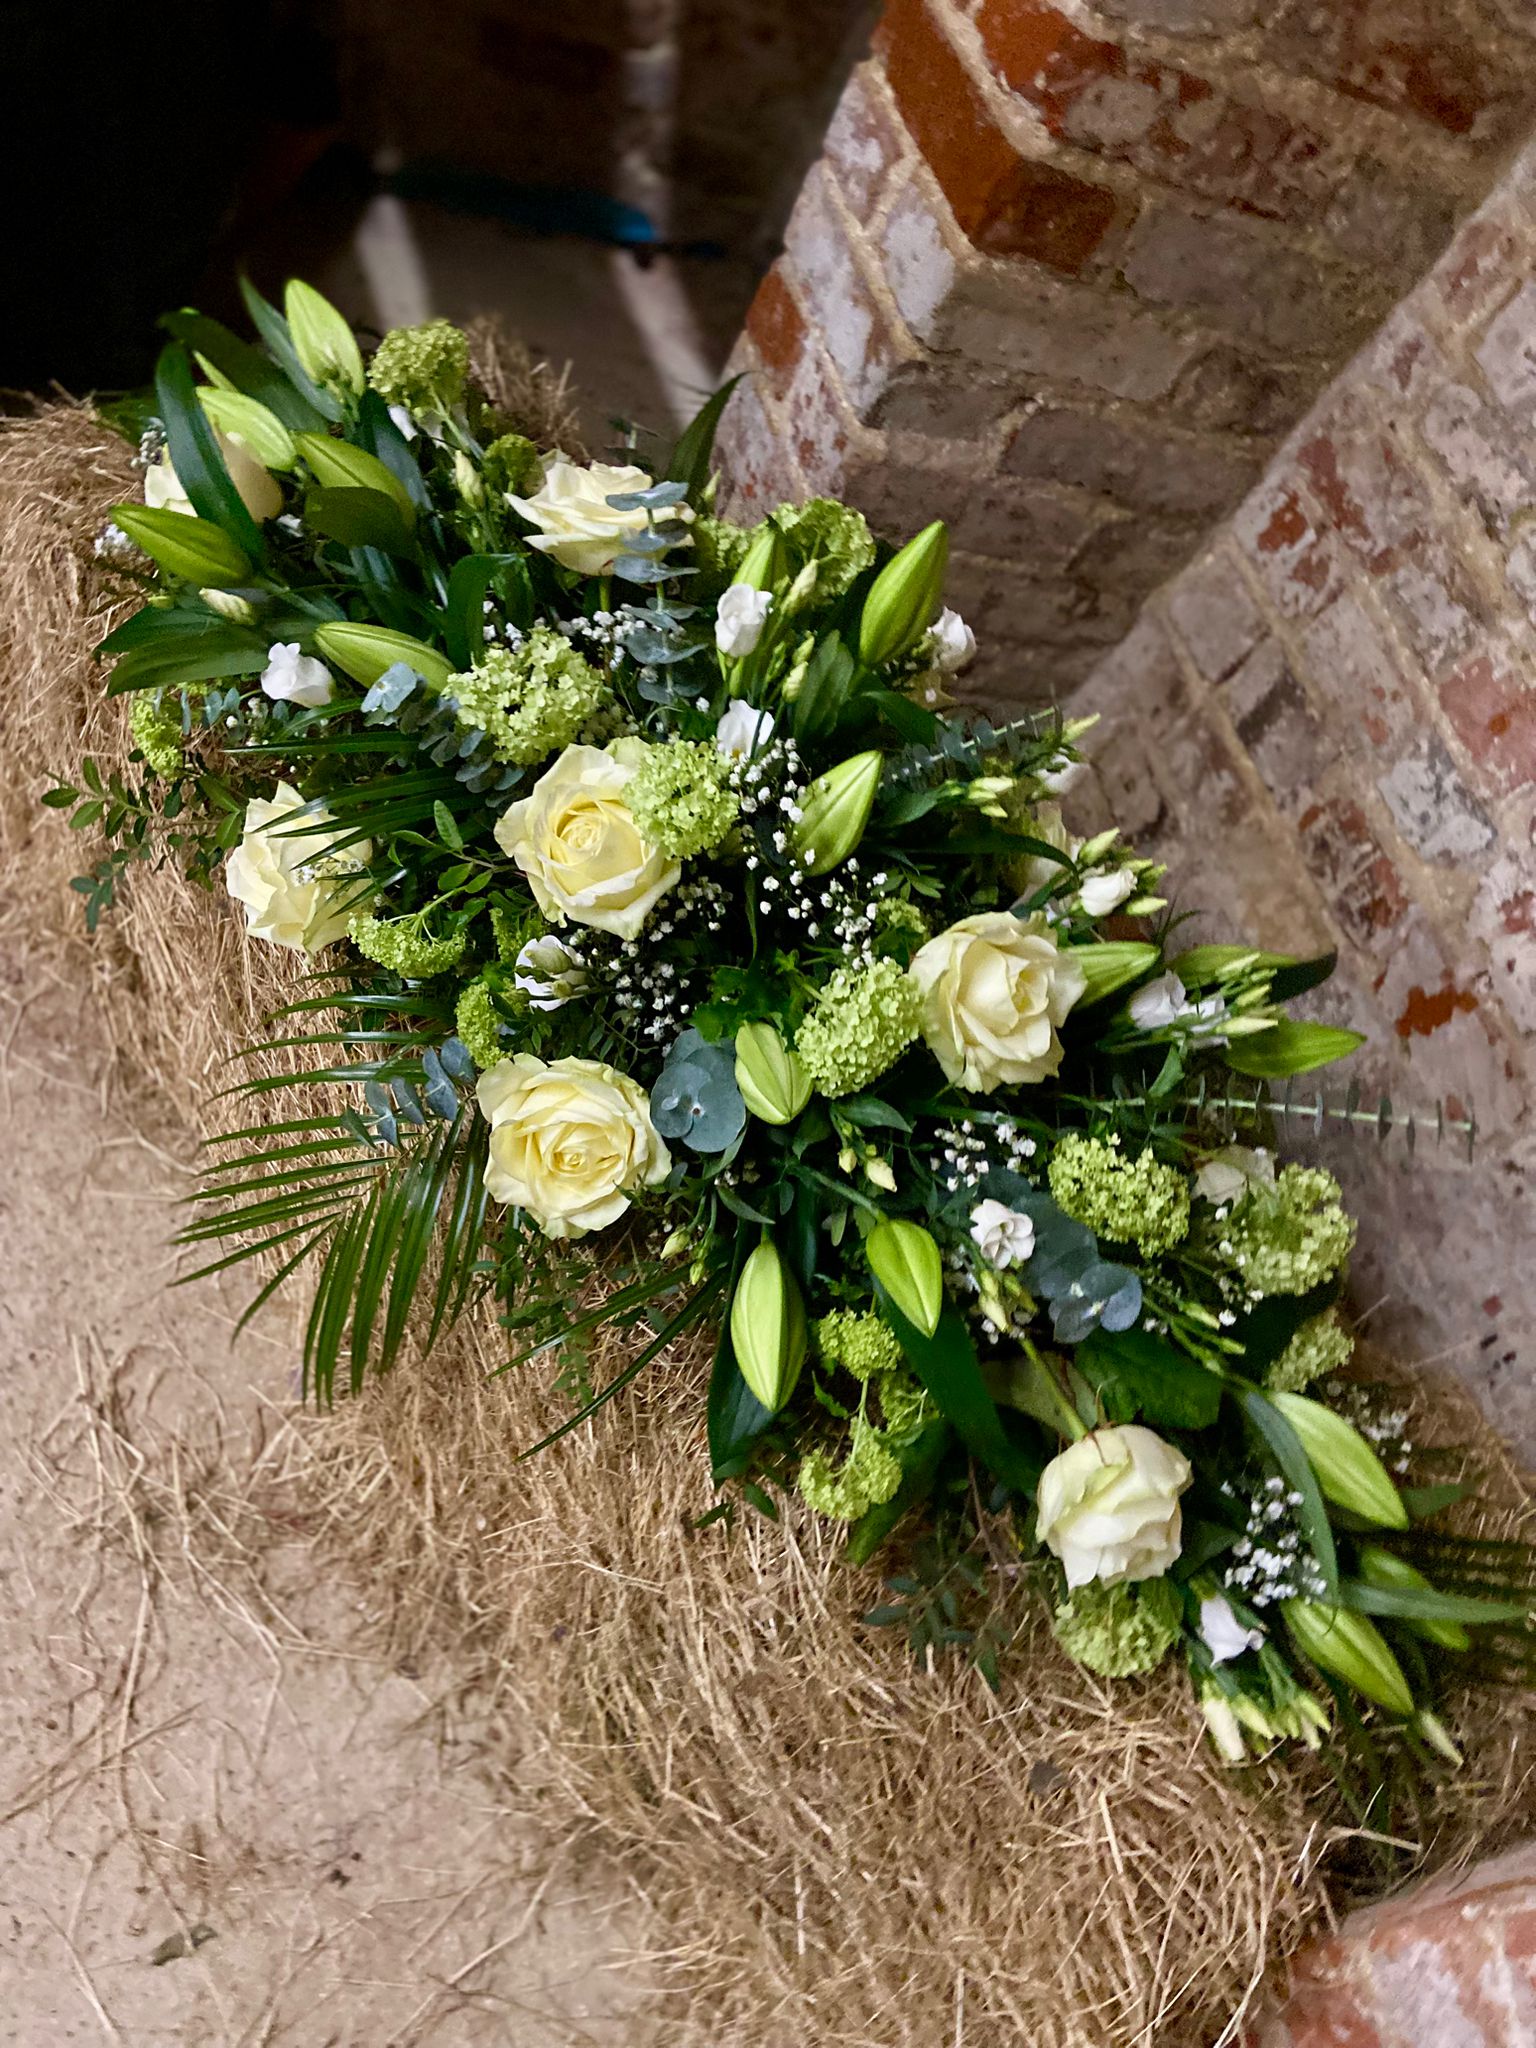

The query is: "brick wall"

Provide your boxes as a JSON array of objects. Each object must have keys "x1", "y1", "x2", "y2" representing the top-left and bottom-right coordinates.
[
  {"x1": 718, "y1": 0, "x2": 1536, "y2": 703},
  {"x1": 1063, "y1": 141, "x2": 1536, "y2": 1451}
]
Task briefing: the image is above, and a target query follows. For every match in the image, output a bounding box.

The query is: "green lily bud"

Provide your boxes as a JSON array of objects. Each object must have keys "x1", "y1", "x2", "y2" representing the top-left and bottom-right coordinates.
[
  {"x1": 858, "y1": 520, "x2": 948, "y2": 667},
  {"x1": 866, "y1": 1218, "x2": 943, "y2": 1338},
  {"x1": 200, "y1": 587, "x2": 257, "y2": 623},
  {"x1": 794, "y1": 750, "x2": 882, "y2": 876},
  {"x1": 1357, "y1": 1544, "x2": 1471, "y2": 1652},
  {"x1": 1269, "y1": 1392, "x2": 1408, "y2": 1530},
  {"x1": 1072, "y1": 941, "x2": 1161, "y2": 1006},
  {"x1": 313, "y1": 622, "x2": 453, "y2": 691},
  {"x1": 198, "y1": 388, "x2": 296, "y2": 470},
  {"x1": 729, "y1": 1240, "x2": 807, "y2": 1413},
  {"x1": 109, "y1": 504, "x2": 252, "y2": 588},
  {"x1": 733, "y1": 522, "x2": 787, "y2": 593},
  {"x1": 285, "y1": 279, "x2": 365, "y2": 397},
  {"x1": 1282, "y1": 1598, "x2": 1415, "y2": 1716},
  {"x1": 293, "y1": 432, "x2": 415, "y2": 524},
  {"x1": 734, "y1": 1021, "x2": 812, "y2": 1125}
]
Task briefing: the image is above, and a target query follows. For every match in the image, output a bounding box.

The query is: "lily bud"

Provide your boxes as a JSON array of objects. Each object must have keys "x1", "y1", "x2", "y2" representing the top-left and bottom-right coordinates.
[
  {"x1": 285, "y1": 279, "x2": 365, "y2": 397},
  {"x1": 1357, "y1": 1544, "x2": 1470, "y2": 1652},
  {"x1": 729, "y1": 1240, "x2": 807, "y2": 1413},
  {"x1": 794, "y1": 750, "x2": 882, "y2": 876},
  {"x1": 1416, "y1": 1711, "x2": 1464, "y2": 1766},
  {"x1": 866, "y1": 1218, "x2": 943, "y2": 1338},
  {"x1": 109, "y1": 504, "x2": 252, "y2": 588},
  {"x1": 198, "y1": 387, "x2": 296, "y2": 471},
  {"x1": 734, "y1": 1021, "x2": 812, "y2": 1125},
  {"x1": 313, "y1": 622, "x2": 453, "y2": 691},
  {"x1": 293, "y1": 432, "x2": 415, "y2": 524},
  {"x1": 1269, "y1": 1392, "x2": 1408, "y2": 1529},
  {"x1": 200, "y1": 587, "x2": 257, "y2": 623},
  {"x1": 1282, "y1": 1599, "x2": 1415, "y2": 1716},
  {"x1": 453, "y1": 449, "x2": 484, "y2": 507},
  {"x1": 858, "y1": 520, "x2": 948, "y2": 667},
  {"x1": 733, "y1": 522, "x2": 787, "y2": 593}
]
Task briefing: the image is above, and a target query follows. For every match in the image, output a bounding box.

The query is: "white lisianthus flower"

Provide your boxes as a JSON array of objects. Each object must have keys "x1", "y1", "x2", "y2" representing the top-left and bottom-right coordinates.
[
  {"x1": 715, "y1": 700, "x2": 775, "y2": 760},
  {"x1": 1198, "y1": 1594, "x2": 1265, "y2": 1664},
  {"x1": 495, "y1": 741, "x2": 680, "y2": 940},
  {"x1": 715, "y1": 584, "x2": 773, "y2": 657},
  {"x1": 224, "y1": 782, "x2": 372, "y2": 953},
  {"x1": 929, "y1": 605, "x2": 976, "y2": 671},
  {"x1": 1037, "y1": 1425, "x2": 1192, "y2": 1589},
  {"x1": 910, "y1": 911, "x2": 1086, "y2": 1093},
  {"x1": 260, "y1": 641, "x2": 334, "y2": 709},
  {"x1": 1078, "y1": 866, "x2": 1136, "y2": 918},
  {"x1": 1195, "y1": 1145, "x2": 1275, "y2": 1207},
  {"x1": 1129, "y1": 969, "x2": 1187, "y2": 1032},
  {"x1": 508, "y1": 457, "x2": 692, "y2": 576},
  {"x1": 513, "y1": 934, "x2": 588, "y2": 1011},
  {"x1": 145, "y1": 432, "x2": 283, "y2": 524},
  {"x1": 475, "y1": 1053, "x2": 671, "y2": 1238},
  {"x1": 969, "y1": 1199, "x2": 1036, "y2": 1268}
]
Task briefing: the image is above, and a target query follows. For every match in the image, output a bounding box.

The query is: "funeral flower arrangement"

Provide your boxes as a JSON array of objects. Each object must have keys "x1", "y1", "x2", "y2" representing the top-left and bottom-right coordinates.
[{"x1": 57, "y1": 280, "x2": 1533, "y2": 1761}]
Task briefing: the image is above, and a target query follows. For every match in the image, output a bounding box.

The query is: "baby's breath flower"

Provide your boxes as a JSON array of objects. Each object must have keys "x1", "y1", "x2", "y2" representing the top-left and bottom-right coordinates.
[
  {"x1": 1265, "y1": 1309, "x2": 1355, "y2": 1394},
  {"x1": 622, "y1": 739, "x2": 739, "y2": 858},
  {"x1": 795, "y1": 956, "x2": 921, "y2": 1098},
  {"x1": 1052, "y1": 1581, "x2": 1180, "y2": 1678},
  {"x1": 1048, "y1": 1135, "x2": 1190, "y2": 1256},
  {"x1": 815, "y1": 1309, "x2": 903, "y2": 1381},
  {"x1": 446, "y1": 628, "x2": 609, "y2": 767},
  {"x1": 1221, "y1": 1165, "x2": 1355, "y2": 1297},
  {"x1": 367, "y1": 318, "x2": 469, "y2": 416}
]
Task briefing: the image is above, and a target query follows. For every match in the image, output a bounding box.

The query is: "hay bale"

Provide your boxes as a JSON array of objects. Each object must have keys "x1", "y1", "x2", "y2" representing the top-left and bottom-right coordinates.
[{"x1": 3, "y1": 382, "x2": 1531, "y2": 2048}]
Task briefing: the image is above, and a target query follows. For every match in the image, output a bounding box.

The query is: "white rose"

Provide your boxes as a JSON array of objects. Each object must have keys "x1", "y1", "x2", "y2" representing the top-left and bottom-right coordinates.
[
  {"x1": 1129, "y1": 969, "x2": 1187, "y2": 1032},
  {"x1": 929, "y1": 606, "x2": 976, "y2": 671},
  {"x1": 1198, "y1": 1594, "x2": 1264, "y2": 1664},
  {"x1": 145, "y1": 432, "x2": 283, "y2": 524},
  {"x1": 475, "y1": 1053, "x2": 671, "y2": 1238},
  {"x1": 1078, "y1": 866, "x2": 1136, "y2": 918},
  {"x1": 508, "y1": 457, "x2": 692, "y2": 576},
  {"x1": 513, "y1": 933, "x2": 588, "y2": 1011},
  {"x1": 1036, "y1": 1425, "x2": 1192, "y2": 1590},
  {"x1": 495, "y1": 741, "x2": 680, "y2": 940},
  {"x1": 715, "y1": 584, "x2": 773, "y2": 657},
  {"x1": 910, "y1": 911, "x2": 1086, "y2": 1093},
  {"x1": 969, "y1": 1199, "x2": 1035, "y2": 1268},
  {"x1": 224, "y1": 781, "x2": 372, "y2": 953},
  {"x1": 715, "y1": 700, "x2": 775, "y2": 760},
  {"x1": 260, "y1": 641, "x2": 334, "y2": 708},
  {"x1": 1194, "y1": 1145, "x2": 1274, "y2": 1207}
]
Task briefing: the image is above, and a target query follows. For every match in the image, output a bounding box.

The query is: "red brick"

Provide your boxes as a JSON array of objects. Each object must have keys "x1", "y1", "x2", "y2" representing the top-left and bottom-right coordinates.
[
  {"x1": 1233, "y1": 478, "x2": 1344, "y2": 619},
  {"x1": 1264, "y1": 0, "x2": 1532, "y2": 141},
  {"x1": 876, "y1": 0, "x2": 1119, "y2": 271},
  {"x1": 1251, "y1": 1981, "x2": 1385, "y2": 2047},
  {"x1": 744, "y1": 265, "x2": 807, "y2": 399},
  {"x1": 1439, "y1": 647, "x2": 1536, "y2": 796},
  {"x1": 1299, "y1": 797, "x2": 1409, "y2": 949}
]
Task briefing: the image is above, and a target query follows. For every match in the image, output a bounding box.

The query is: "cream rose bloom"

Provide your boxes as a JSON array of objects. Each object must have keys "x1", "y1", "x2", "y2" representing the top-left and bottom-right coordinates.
[
  {"x1": 224, "y1": 782, "x2": 372, "y2": 953},
  {"x1": 476, "y1": 1053, "x2": 671, "y2": 1238},
  {"x1": 508, "y1": 457, "x2": 691, "y2": 576},
  {"x1": 495, "y1": 742, "x2": 680, "y2": 939},
  {"x1": 1036, "y1": 1425, "x2": 1192, "y2": 1590},
  {"x1": 145, "y1": 432, "x2": 283, "y2": 524},
  {"x1": 909, "y1": 911, "x2": 1086, "y2": 1093}
]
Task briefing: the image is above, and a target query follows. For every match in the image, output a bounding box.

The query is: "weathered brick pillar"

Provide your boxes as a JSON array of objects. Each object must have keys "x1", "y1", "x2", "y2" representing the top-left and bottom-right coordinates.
[{"x1": 718, "y1": 0, "x2": 1536, "y2": 705}]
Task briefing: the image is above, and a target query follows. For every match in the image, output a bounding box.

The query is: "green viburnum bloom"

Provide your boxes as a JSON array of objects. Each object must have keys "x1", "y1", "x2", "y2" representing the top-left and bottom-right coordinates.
[
  {"x1": 1052, "y1": 1579, "x2": 1182, "y2": 1679},
  {"x1": 455, "y1": 979, "x2": 514, "y2": 1071},
  {"x1": 774, "y1": 497, "x2": 875, "y2": 601},
  {"x1": 367, "y1": 318, "x2": 469, "y2": 417},
  {"x1": 447, "y1": 628, "x2": 609, "y2": 767},
  {"x1": 797, "y1": 1415, "x2": 903, "y2": 1523},
  {"x1": 348, "y1": 912, "x2": 465, "y2": 979},
  {"x1": 795, "y1": 956, "x2": 921, "y2": 1099},
  {"x1": 129, "y1": 692, "x2": 185, "y2": 777},
  {"x1": 490, "y1": 901, "x2": 544, "y2": 966},
  {"x1": 1222, "y1": 1165, "x2": 1355, "y2": 1297},
  {"x1": 815, "y1": 1308, "x2": 903, "y2": 1382},
  {"x1": 622, "y1": 739, "x2": 739, "y2": 858},
  {"x1": 691, "y1": 513, "x2": 753, "y2": 584},
  {"x1": 874, "y1": 1370, "x2": 933, "y2": 1444},
  {"x1": 481, "y1": 432, "x2": 542, "y2": 500},
  {"x1": 1048, "y1": 1135, "x2": 1191, "y2": 1256},
  {"x1": 1265, "y1": 1309, "x2": 1355, "y2": 1394}
]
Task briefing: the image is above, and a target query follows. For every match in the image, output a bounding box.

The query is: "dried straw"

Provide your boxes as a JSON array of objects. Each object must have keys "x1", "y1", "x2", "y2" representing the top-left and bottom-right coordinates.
[{"x1": 2, "y1": 363, "x2": 1531, "y2": 2048}]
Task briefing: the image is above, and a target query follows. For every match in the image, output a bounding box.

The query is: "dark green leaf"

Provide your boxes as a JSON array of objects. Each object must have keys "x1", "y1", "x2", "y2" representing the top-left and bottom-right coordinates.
[
  {"x1": 303, "y1": 485, "x2": 414, "y2": 555},
  {"x1": 845, "y1": 1421, "x2": 952, "y2": 1567},
  {"x1": 1076, "y1": 1327, "x2": 1221, "y2": 1430},
  {"x1": 665, "y1": 374, "x2": 744, "y2": 499},
  {"x1": 161, "y1": 309, "x2": 325, "y2": 430},
  {"x1": 154, "y1": 341, "x2": 263, "y2": 557},
  {"x1": 238, "y1": 277, "x2": 341, "y2": 422},
  {"x1": 878, "y1": 1297, "x2": 1042, "y2": 1495}
]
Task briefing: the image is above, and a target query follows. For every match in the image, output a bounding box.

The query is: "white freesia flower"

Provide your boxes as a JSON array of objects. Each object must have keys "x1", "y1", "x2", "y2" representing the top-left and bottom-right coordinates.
[
  {"x1": 224, "y1": 782, "x2": 371, "y2": 953},
  {"x1": 1129, "y1": 970, "x2": 1187, "y2": 1032},
  {"x1": 910, "y1": 911, "x2": 1086, "y2": 1093},
  {"x1": 715, "y1": 700, "x2": 775, "y2": 760},
  {"x1": 509, "y1": 457, "x2": 692, "y2": 576},
  {"x1": 1078, "y1": 866, "x2": 1136, "y2": 918},
  {"x1": 145, "y1": 432, "x2": 283, "y2": 524},
  {"x1": 929, "y1": 606, "x2": 976, "y2": 671},
  {"x1": 1036, "y1": 1425, "x2": 1192, "y2": 1590},
  {"x1": 475, "y1": 1053, "x2": 670, "y2": 1238},
  {"x1": 513, "y1": 934, "x2": 588, "y2": 1011},
  {"x1": 495, "y1": 741, "x2": 680, "y2": 939},
  {"x1": 969, "y1": 1199, "x2": 1035, "y2": 1268},
  {"x1": 715, "y1": 584, "x2": 773, "y2": 657},
  {"x1": 260, "y1": 641, "x2": 334, "y2": 709},
  {"x1": 1198, "y1": 1594, "x2": 1265, "y2": 1664},
  {"x1": 1195, "y1": 1145, "x2": 1275, "y2": 1207}
]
